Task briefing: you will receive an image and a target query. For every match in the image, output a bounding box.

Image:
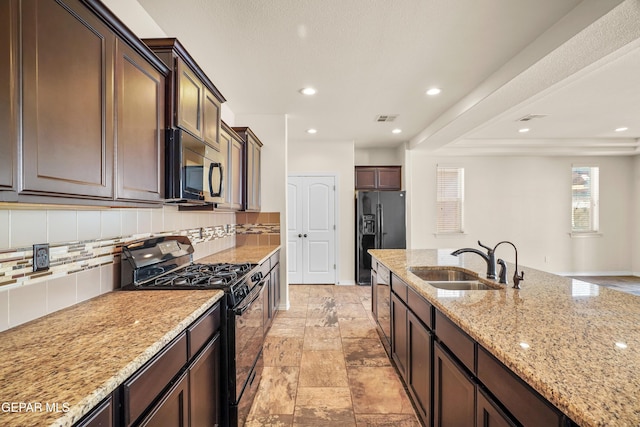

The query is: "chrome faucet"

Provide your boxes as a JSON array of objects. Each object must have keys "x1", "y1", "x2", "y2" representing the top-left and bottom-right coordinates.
[
  {"x1": 451, "y1": 240, "x2": 525, "y2": 289},
  {"x1": 493, "y1": 240, "x2": 525, "y2": 289},
  {"x1": 451, "y1": 241, "x2": 497, "y2": 280}
]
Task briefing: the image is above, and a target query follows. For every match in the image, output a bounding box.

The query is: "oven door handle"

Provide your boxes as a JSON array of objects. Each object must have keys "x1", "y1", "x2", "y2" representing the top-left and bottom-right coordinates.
[{"x1": 234, "y1": 282, "x2": 265, "y2": 315}]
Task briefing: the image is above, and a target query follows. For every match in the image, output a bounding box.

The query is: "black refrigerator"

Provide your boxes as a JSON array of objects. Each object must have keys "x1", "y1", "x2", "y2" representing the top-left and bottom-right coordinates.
[{"x1": 356, "y1": 191, "x2": 406, "y2": 285}]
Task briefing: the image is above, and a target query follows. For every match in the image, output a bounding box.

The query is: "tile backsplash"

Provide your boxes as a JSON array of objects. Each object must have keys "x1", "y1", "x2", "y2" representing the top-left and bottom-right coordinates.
[
  {"x1": 0, "y1": 206, "x2": 237, "y2": 331},
  {"x1": 0, "y1": 206, "x2": 281, "y2": 332}
]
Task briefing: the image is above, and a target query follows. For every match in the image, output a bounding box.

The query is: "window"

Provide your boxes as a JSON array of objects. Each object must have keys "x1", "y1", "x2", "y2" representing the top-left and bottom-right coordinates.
[
  {"x1": 571, "y1": 166, "x2": 599, "y2": 232},
  {"x1": 436, "y1": 166, "x2": 464, "y2": 233}
]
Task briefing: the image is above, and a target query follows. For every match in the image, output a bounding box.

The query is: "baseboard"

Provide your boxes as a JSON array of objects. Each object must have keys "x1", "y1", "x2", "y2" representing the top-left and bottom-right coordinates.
[{"x1": 277, "y1": 301, "x2": 290, "y2": 311}]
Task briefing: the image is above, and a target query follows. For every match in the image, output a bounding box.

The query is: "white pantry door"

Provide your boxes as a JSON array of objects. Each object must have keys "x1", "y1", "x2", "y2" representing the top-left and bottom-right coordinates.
[{"x1": 287, "y1": 176, "x2": 336, "y2": 284}]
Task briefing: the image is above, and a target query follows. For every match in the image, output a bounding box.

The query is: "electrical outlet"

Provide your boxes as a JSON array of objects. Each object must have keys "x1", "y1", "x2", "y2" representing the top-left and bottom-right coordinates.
[{"x1": 33, "y1": 243, "x2": 50, "y2": 272}]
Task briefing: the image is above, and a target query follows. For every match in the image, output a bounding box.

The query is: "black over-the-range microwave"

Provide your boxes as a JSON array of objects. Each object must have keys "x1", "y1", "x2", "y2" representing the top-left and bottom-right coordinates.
[{"x1": 165, "y1": 128, "x2": 225, "y2": 205}]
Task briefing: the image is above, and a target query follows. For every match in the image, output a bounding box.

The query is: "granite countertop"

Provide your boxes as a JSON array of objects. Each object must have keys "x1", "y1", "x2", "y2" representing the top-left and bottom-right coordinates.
[
  {"x1": 370, "y1": 249, "x2": 640, "y2": 427},
  {"x1": 198, "y1": 244, "x2": 280, "y2": 265},
  {"x1": 0, "y1": 245, "x2": 280, "y2": 427}
]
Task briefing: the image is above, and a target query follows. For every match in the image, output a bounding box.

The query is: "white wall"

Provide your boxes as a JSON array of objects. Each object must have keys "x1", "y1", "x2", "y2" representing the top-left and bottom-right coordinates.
[
  {"x1": 288, "y1": 140, "x2": 356, "y2": 284},
  {"x1": 102, "y1": 0, "x2": 166, "y2": 37},
  {"x1": 632, "y1": 155, "x2": 640, "y2": 275},
  {"x1": 235, "y1": 113, "x2": 289, "y2": 306},
  {"x1": 354, "y1": 147, "x2": 403, "y2": 166},
  {"x1": 407, "y1": 152, "x2": 633, "y2": 275}
]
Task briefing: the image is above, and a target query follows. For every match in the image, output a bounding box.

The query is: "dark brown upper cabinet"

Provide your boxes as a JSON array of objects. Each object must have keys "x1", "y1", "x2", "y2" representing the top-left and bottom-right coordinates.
[
  {"x1": 0, "y1": 0, "x2": 17, "y2": 194},
  {"x1": 115, "y1": 39, "x2": 165, "y2": 202},
  {"x1": 355, "y1": 166, "x2": 402, "y2": 190},
  {"x1": 21, "y1": 0, "x2": 117, "y2": 200},
  {"x1": 233, "y1": 127, "x2": 262, "y2": 212},
  {"x1": 218, "y1": 121, "x2": 244, "y2": 211},
  {"x1": 6, "y1": 0, "x2": 168, "y2": 205},
  {"x1": 143, "y1": 38, "x2": 225, "y2": 151},
  {"x1": 203, "y1": 87, "x2": 221, "y2": 151}
]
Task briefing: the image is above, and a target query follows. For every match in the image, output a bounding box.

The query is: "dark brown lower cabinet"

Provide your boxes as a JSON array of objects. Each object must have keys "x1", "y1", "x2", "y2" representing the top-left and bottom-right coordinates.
[
  {"x1": 85, "y1": 304, "x2": 221, "y2": 427},
  {"x1": 271, "y1": 261, "x2": 280, "y2": 317},
  {"x1": 189, "y1": 335, "x2": 221, "y2": 427},
  {"x1": 138, "y1": 371, "x2": 189, "y2": 427},
  {"x1": 263, "y1": 272, "x2": 273, "y2": 334},
  {"x1": 380, "y1": 269, "x2": 572, "y2": 427},
  {"x1": 76, "y1": 396, "x2": 113, "y2": 427},
  {"x1": 391, "y1": 292, "x2": 408, "y2": 379},
  {"x1": 407, "y1": 311, "x2": 432, "y2": 422},
  {"x1": 434, "y1": 342, "x2": 475, "y2": 427},
  {"x1": 477, "y1": 388, "x2": 516, "y2": 427}
]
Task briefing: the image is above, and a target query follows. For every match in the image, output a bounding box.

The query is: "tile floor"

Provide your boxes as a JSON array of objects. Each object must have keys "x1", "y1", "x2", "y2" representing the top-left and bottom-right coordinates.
[{"x1": 246, "y1": 284, "x2": 420, "y2": 427}]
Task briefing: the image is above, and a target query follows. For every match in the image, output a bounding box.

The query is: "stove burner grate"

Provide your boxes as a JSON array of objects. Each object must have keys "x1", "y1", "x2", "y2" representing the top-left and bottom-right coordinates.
[{"x1": 143, "y1": 262, "x2": 254, "y2": 290}]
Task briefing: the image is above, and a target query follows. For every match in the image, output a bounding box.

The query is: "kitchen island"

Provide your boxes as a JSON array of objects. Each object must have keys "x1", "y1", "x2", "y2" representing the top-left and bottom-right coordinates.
[
  {"x1": 371, "y1": 248, "x2": 640, "y2": 427},
  {"x1": 0, "y1": 244, "x2": 279, "y2": 427}
]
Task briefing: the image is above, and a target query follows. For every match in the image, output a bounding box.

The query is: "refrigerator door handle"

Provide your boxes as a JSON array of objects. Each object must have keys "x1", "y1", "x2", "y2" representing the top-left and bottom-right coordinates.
[
  {"x1": 380, "y1": 203, "x2": 385, "y2": 248},
  {"x1": 376, "y1": 203, "x2": 383, "y2": 248}
]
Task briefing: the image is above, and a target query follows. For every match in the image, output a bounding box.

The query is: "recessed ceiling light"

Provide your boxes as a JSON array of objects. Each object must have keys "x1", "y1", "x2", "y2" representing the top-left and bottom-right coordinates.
[
  {"x1": 615, "y1": 127, "x2": 628, "y2": 132},
  {"x1": 300, "y1": 87, "x2": 317, "y2": 96},
  {"x1": 426, "y1": 88, "x2": 441, "y2": 96},
  {"x1": 392, "y1": 129, "x2": 402, "y2": 134},
  {"x1": 306, "y1": 128, "x2": 317, "y2": 134},
  {"x1": 518, "y1": 128, "x2": 530, "y2": 133}
]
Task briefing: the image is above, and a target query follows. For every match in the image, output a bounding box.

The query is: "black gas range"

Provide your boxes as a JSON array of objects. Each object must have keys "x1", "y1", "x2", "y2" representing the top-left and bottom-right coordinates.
[
  {"x1": 120, "y1": 235, "x2": 259, "y2": 307},
  {"x1": 120, "y1": 235, "x2": 267, "y2": 427}
]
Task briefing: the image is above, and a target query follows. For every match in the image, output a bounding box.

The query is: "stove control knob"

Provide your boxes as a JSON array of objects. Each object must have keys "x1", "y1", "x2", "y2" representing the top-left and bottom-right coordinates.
[{"x1": 251, "y1": 272, "x2": 263, "y2": 283}]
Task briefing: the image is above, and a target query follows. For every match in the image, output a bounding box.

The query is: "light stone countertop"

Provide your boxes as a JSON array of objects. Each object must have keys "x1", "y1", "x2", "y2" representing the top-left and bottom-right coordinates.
[
  {"x1": 198, "y1": 244, "x2": 280, "y2": 266},
  {"x1": 370, "y1": 248, "x2": 640, "y2": 427},
  {"x1": 0, "y1": 245, "x2": 280, "y2": 427}
]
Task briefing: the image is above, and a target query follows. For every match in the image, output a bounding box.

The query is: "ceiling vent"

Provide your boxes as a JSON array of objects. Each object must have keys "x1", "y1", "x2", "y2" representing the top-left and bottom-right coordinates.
[
  {"x1": 516, "y1": 114, "x2": 548, "y2": 122},
  {"x1": 375, "y1": 114, "x2": 398, "y2": 122}
]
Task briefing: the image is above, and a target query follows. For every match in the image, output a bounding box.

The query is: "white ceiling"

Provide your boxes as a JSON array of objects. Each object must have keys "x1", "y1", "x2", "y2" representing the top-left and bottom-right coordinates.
[{"x1": 128, "y1": 0, "x2": 639, "y2": 155}]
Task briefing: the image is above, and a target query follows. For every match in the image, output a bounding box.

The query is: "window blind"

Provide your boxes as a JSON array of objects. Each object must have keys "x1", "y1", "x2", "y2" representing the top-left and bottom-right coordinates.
[
  {"x1": 571, "y1": 166, "x2": 599, "y2": 232},
  {"x1": 436, "y1": 166, "x2": 464, "y2": 233}
]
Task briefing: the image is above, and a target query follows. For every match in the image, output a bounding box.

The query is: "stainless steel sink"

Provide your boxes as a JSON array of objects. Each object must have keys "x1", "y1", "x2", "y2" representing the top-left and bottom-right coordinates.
[
  {"x1": 409, "y1": 267, "x2": 478, "y2": 282},
  {"x1": 424, "y1": 281, "x2": 498, "y2": 291},
  {"x1": 408, "y1": 267, "x2": 501, "y2": 290}
]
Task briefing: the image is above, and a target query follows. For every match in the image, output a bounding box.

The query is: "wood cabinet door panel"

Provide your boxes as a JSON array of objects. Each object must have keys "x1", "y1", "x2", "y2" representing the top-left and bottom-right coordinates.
[
  {"x1": 203, "y1": 87, "x2": 221, "y2": 150},
  {"x1": 377, "y1": 167, "x2": 401, "y2": 190},
  {"x1": 22, "y1": 0, "x2": 114, "y2": 198},
  {"x1": 115, "y1": 40, "x2": 164, "y2": 202},
  {"x1": 76, "y1": 395, "x2": 113, "y2": 427},
  {"x1": 189, "y1": 335, "x2": 221, "y2": 427},
  {"x1": 177, "y1": 59, "x2": 203, "y2": 139},
  {"x1": 230, "y1": 137, "x2": 244, "y2": 209},
  {"x1": 434, "y1": 342, "x2": 475, "y2": 427},
  {"x1": 139, "y1": 371, "x2": 189, "y2": 427},
  {"x1": 355, "y1": 167, "x2": 376, "y2": 189},
  {"x1": 408, "y1": 311, "x2": 432, "y2": 423},
  {"x1": 252, "y1": 141, "x2": 261, "y2": 210},
  {"x1": 391, "y1": 293, "x2": 408, "y2": 379},
  {"x1": 0, "y1": 0, "x2": 17, "y2": 191},
  {"x1": 124, "y1": 333, "x2": 187, "y2": 426},
  {"x1": 477, "y1": 389, "x2": 517, "y2": 427}
]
